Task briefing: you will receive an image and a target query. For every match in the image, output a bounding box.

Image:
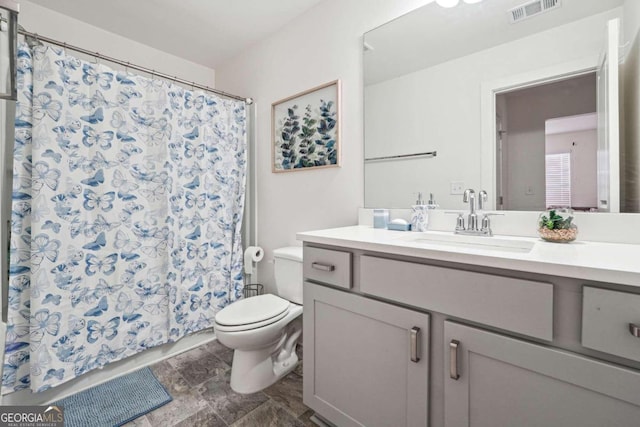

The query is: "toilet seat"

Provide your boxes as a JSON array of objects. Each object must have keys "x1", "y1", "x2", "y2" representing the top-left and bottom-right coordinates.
[
  {"x1": 214, "y1": 294, "x2": 291, "y2": 332},
  {"x1": 214, "y1": 309, "x2": 290, "y2": 332}
]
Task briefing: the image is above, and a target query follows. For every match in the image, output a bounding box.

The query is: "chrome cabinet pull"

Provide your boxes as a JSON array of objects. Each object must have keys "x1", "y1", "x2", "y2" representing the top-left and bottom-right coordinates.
[
  {"x1": 311, "y1": 262, "x2": 335, "y2": 272},
  {"x1": 630, "y1": 323, "x2": 640, "y2": 338},
  {"x1": 450, "y1": 339, "x2": 460, "y2": 380},
  {"x1": 410, "y1": 327, "x2": 420, "y2": 363}
]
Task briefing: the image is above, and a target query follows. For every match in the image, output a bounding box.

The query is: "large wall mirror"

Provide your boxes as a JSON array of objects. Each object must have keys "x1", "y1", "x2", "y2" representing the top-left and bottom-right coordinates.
[{"x1": 364, "y1": 0, "x2": 640, "y2": 212}]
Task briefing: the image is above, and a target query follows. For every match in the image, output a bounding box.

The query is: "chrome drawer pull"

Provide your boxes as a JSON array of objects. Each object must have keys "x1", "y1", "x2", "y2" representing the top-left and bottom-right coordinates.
[
  {"x1": 410, "y1": 327, "x2": 421, "y2": 363},
  {"x1": 450, "y1": 339, "x2": 460, "y2": 380},
  {"x1": 630, "y1": 323, "x2": 640, "y2": 338},
  {"x1": 311, "y1": 262, "x2": 335, "y2": 272}
]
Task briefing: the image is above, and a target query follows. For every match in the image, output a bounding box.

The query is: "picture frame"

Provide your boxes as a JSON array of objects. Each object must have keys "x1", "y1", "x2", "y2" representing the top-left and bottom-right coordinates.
[{"x1": 271, "y1": 80, "x2": 341, "y2": 173}]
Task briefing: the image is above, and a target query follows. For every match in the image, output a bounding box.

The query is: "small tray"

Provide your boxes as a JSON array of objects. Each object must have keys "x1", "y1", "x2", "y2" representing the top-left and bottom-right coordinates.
[{"x1": 387, "y1": 223, "x2": 412, "y2": 231}]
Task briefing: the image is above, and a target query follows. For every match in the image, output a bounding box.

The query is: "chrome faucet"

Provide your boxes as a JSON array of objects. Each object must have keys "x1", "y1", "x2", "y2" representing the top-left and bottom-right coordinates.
[
  {"x1": 463, "y1": 189, "x2": 478, "y2": 232},
  {"x1": 450, "y1": 189, "x2": 502, "y2": 237}
]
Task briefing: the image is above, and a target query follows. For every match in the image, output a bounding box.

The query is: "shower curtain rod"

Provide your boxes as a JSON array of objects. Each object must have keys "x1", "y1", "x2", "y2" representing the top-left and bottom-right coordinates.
[{"x1": 16, "y1": 27, "x2": 253, "y2": 104}]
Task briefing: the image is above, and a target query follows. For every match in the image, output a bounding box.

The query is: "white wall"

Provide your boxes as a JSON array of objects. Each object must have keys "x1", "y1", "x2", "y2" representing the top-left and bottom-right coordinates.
[
  {"x1": 502, "y1": 74, "x2": 597, "y2": 211},
  {"x1": 18, "y1": 1, "x2": 216, "y2": 85},
  {"x1": 364, "y1": 8, "x2": 620, "y2": 209},
  {"x1": 546, "y1": 129, "x2": 598, "y2": 209},
  {"x1": 215, "y1": 0, "x2": 433, "y2": 292},
  {"x1": 622, "y1": 0, "x2": 640, "y2": 212}
]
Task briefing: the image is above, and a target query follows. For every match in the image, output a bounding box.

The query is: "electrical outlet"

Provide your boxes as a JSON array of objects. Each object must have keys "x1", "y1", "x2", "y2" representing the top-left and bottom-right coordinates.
[{"x1": 450, "y1": 181, "x2": 465, "y2": 195}]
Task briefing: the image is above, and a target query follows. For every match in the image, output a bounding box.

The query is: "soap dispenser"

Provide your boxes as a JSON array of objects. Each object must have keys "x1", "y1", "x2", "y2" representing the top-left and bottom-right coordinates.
[
  {"x1": 411, "y1": 192, "x2": 429, "y2": 232},
  {"x1": 427, "y1": 193, "x2": 439, "y2": 210}
]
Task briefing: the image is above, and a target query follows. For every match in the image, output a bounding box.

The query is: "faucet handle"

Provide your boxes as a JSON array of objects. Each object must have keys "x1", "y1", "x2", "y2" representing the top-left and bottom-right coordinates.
[
  {"x1": 480, "y1": 212, "x2": 504, "y2": 236},
  {"x1": 455, "y1": 213, "x2": 465, "y2": 231},
  {"x1": 445, "y1": 212, "x2": 466, "y2": 231},
  {"x1": 481, "y1": 215, "x2": 492, "y2": 235}
]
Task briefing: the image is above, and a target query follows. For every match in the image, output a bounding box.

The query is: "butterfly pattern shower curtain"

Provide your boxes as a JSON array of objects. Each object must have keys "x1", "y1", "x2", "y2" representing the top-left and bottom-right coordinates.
[{"x1": 2, "y1": 44, "x2": 246, "y2": 394}]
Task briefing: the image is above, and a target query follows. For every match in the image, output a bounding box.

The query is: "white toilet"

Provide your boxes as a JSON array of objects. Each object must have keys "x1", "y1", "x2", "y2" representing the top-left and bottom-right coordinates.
[{"x1": 214, "y1": 246, "x2": 303, "y2": 394}]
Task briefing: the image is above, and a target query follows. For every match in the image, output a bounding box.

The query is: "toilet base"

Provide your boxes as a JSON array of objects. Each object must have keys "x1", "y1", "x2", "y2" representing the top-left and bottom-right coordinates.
[
  {"x1": 229, "y1": 317, "x2": 302, "y2": 394},
  {"x1": 229, "y1": 344, "x2": 299, "y2": 394}
]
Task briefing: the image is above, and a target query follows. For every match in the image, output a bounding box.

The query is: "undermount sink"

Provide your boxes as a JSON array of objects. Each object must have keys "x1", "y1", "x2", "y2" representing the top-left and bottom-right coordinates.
[{"x1": 396, "y1": 232, "x2": 536, "y2": 253}]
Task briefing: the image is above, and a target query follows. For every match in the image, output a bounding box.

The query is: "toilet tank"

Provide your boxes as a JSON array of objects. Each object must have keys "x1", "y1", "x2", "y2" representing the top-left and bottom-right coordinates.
[{"x1": 273, "y1": 246, "x2": 303, "y2": 305}]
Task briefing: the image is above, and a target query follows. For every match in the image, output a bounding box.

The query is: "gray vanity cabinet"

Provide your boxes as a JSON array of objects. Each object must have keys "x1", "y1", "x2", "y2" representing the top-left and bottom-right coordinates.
[
  {"x1": 444, "y1": 321, "x2": 640, "y2": 427},
  {"x1": 302, "y1": 243, "x2": 640, "y2": 427},
  {"x1": 303, "y1": 282, "x2": 430, "y2": 427}
]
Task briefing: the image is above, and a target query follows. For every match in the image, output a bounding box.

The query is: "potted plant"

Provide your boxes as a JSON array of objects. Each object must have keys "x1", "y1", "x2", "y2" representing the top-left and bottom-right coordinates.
[{"x1": 538, "y1": 210, "x2": 578, "y2": 243}]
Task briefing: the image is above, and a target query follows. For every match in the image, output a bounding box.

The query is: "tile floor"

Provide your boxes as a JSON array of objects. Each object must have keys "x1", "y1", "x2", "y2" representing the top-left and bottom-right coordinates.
[{"x1": 125, "y1": 340, "x2": 312, "y2": 427}]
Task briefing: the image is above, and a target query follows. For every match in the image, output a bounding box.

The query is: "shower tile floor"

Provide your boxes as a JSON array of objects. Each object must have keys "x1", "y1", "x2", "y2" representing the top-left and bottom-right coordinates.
[{"x1": 124, "y1": 340, "x2": 313, "y2": 427}]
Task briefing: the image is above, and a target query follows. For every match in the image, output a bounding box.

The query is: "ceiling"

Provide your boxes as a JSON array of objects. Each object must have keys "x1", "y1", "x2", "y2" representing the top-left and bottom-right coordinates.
[
  {"x1": 27, "y1": 0, "x2": 325, "y2": 69},
  {"x1": 546, "y1": 112, "x2": 597, "y2": 135},
  {"x1": 364, "y1": 0, "x2": 625, "y2": 85}
]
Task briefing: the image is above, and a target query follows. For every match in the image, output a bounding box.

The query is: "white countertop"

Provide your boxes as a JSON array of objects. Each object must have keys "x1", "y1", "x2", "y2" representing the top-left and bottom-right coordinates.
[{"x1": 297, "y1": 226, "x2": 640, "y2": 287}]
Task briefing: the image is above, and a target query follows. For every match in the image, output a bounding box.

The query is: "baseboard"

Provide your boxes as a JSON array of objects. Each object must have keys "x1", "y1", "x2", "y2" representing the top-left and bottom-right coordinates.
[{"x1": 310, "y1": 413, "x2": 336, "y2": 427}]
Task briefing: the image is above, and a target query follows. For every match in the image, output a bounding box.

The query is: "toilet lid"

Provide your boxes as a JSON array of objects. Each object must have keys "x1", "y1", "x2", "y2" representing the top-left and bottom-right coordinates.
[
  {"x1": 273, "y1": 246, "x2": 303, "y2": 262},
  {"x1": 215, "y1": 294, "x2": 290, "y2": 326}
]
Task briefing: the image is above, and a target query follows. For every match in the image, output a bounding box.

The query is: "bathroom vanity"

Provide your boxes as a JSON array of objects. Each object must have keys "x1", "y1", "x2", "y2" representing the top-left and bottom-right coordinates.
[{"x1": 298, "y1": 226, "x2": 640, "y2": 427}]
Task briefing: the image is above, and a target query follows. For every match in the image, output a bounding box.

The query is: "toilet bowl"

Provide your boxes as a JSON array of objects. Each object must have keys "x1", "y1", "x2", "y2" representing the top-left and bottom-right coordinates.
[{"x1": 214, "y1": 246, "x2": 303, "y2": 394}]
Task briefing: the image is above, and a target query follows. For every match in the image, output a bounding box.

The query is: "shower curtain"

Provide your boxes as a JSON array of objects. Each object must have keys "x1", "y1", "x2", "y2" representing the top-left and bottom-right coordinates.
[{"x1": 2, "y1": 43, "x2": 246, "y2": 394}]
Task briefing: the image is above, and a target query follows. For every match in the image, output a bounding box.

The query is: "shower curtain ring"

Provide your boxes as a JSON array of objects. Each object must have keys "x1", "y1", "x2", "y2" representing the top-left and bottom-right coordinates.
[
  {"x1": 94, "y1": 52, "x2": 100, "y2": 64},
  {"x1": 126, "y1": 61, "x2": 130, "y2": 73},
  {"x1": 151, "y1": 69, "x2": 156, "y2": 79},
  {"x1": 191, "y1": 81, "x2": 195, "y2": 91},
  {"x1": 62, "y1": 42, "x2": 67, "y2": 54}
]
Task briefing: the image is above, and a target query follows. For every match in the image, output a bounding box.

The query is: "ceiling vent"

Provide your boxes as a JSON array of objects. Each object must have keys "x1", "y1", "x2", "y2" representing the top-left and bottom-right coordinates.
[{"x1": 509, "y1": 0, "x2": 561, "y2": 24}]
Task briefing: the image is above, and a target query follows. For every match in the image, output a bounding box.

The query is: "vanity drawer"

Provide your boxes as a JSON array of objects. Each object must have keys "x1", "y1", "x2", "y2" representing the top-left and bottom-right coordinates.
[
  {"x1": 360, "y1": 256, "x2": 553, "y2": 340},
  {"x1": 304, "y1": 247, "x2": 352, "y2": 289},
  {"x1": 582, "y1": 287, "x2": 640, "y2": 362}
]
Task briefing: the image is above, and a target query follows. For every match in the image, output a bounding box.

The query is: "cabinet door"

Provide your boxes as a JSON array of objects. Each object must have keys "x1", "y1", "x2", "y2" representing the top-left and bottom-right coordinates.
[
  {"x1": 304, "y1": 282, "x2": 430, "y2": 427},
  {"x1": 444, "y1": 321, "x2": 640, "y2": 427}
]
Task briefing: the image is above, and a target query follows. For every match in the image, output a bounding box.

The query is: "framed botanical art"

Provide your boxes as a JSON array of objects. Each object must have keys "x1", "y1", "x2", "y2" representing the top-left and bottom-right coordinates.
[{"x1": 272, "y1": 80, "x2": 341, "y2": 173}]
